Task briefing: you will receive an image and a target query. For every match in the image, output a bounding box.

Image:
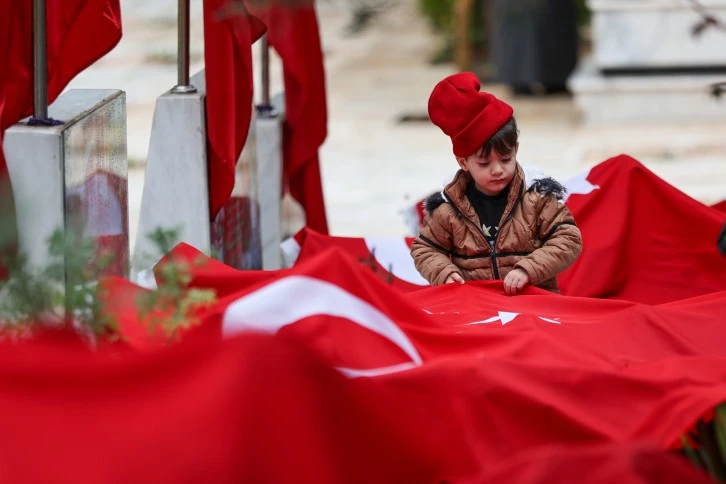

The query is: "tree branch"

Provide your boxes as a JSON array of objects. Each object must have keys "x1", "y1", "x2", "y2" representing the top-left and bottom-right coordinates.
[{"x1": 687, "y1": 0, "x2": 726, "y2": 37}]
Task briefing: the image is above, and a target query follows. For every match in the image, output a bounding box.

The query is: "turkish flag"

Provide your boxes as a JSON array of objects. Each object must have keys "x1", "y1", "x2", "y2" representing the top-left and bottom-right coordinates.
[
  {"x1": 119, "y1": 243, "x2": 726, "y2": 375},
  {"x1": 0, "y1": 0, "x2": 122, "y2": 277},
  {"x1": 203, "y1": 0, "x2": 264, "y2": 218},
  {"x1": 249, "y1": 1, "x2": 329, "y2": 234},
  {"x1": 0, "y1": 330, "x2": 462, "y2": 483},
  {"x1": 0, "y1": 331, "x2": 716, "y2": 482},
  {"x1": 479, "y1": 442, "x2": 710, "y2": 483},
  {"x1": 559, "y1": 155, "x2": 726, "y2": 304},
  {"x1": 102, "y1": 243, "x2": 726, "y2": 480}
]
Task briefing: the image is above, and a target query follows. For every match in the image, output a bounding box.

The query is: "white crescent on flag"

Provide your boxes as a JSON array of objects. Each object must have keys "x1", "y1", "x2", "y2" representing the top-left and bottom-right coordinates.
[{"x1": 221, "y1": 275, "x2": 423, "y2": 377}]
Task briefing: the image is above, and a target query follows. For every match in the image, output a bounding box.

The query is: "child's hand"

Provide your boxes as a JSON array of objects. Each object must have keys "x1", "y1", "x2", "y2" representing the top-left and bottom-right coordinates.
[
  {"x1": 503, "y1": 269, "x2": 529, "y2": 296},
  {"x1": 445, "y1": 272, "x2": 465, "y2": 285}
]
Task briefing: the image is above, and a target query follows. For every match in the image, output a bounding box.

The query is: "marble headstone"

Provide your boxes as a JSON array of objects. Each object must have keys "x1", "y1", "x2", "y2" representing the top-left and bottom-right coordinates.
[{"x1": 4, "y1": 89, "x2": 129, "y2": 278}]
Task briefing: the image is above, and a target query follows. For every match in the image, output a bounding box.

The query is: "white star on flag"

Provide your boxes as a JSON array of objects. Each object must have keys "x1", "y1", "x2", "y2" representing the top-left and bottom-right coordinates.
[
  {"x1": 466, "y1": 313, "x2": 564, "y2": 326},
  {"x1": 466, "y1": 311, "x2": 521, "y2": 326}
]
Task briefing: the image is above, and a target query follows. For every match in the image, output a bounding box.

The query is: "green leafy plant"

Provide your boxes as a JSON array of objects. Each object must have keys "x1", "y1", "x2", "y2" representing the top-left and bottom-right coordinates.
[
  {"x1": 0, "y1": 224, "x2": 216, "y2": 346},
  {"x1": 0, "y1": 227, "x2": 115, "y2": 339},
  {"x1": 680, "y1": 403, "x2": 726, "y2": 482},
  {"x1": 134, "y1": 228, "x2": 216, "y2": 344}
]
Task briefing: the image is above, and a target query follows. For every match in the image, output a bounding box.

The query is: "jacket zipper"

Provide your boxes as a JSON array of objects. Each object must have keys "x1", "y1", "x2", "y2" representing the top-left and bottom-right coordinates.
[
  {"x1": 445, "y1": 185, "x2": 525, "y2": 280},
  {"x1": 488, "y1": 240, "x2": 500, "y2": 279},
  {"x1": 491, "y1": 186, "x2": 525, "y2": 279}
]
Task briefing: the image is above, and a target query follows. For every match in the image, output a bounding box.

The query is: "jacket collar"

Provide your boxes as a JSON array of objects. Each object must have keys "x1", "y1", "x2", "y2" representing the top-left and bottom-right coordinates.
[{"x1": 443, "y1": 163, "x2": 525, "y2": 224}]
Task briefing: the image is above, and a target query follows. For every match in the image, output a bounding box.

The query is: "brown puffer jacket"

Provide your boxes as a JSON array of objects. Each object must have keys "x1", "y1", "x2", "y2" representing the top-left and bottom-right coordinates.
[{"x1": 410, "y1": 164, "x2": 582, "y2": 292}]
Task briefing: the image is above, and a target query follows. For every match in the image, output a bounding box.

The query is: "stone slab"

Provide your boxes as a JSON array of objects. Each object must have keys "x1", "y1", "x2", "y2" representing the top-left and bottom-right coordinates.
[
  {"x1": 568, "y1": 56, "x2": 726, "y2": 124},
  {"x1": 4, "y1": 89, "x2": 128, "y2": 275},
  {"x1": 131, "y1": 81, "x2": 209, "y2": 278},
  {"x1": 589, "y1": 0, "x2": 726, "y2": 69}
]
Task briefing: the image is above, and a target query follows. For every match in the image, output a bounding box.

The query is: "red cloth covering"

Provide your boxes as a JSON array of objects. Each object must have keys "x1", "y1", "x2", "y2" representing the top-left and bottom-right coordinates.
[
  {"x1": 0, "y1": 324, "x2": 715, "y2": 482},
  {"x1": 204, "y1": 1, "x2": 328, "y2": 230},
  {"x1": 98, "y1": 244, "x2": 726, "y2": 483},
  {"x1": 480, "y1": 443, "x2": 710, "y2": 484},
  {"x1": 0, "y1": 331, "x2": 456, "y2": 483},
  {"x1": 712, "y1": 199, "x2": 726, "y2": 214},
  {"x1": 283, "y1": 227, "x2": 426, "y2": 292},
  {"x1": 0, "y1": 0, "x2": 122, "y2": 278},
  {"x1": 203, "y1": 0, "x2": 264, "y2": 218},
  {"x1": 559, "y1": 155, "x2": 726, "y2": 304},
  {"x1": 249, "y1": 1, "x2": 329, "y2": 233}
]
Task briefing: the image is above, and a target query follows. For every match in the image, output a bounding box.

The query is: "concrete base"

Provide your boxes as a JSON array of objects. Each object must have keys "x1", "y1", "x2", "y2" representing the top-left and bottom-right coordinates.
[
  {"x1": 568, "y1": 57, "x2": 726, "y2": 124},
  {"x1": 4, "y1": 89, "x2": 128, "y2": 276},
  {"x1": 132, "y1": 73, "x2": 210, "y2": 278},
  {"x1": 133, "y1": 69, "x2": 286, "y2": 277}
]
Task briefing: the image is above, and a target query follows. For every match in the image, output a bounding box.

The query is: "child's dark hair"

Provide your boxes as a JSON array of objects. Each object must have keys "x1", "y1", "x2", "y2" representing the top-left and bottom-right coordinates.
[{"x1": 479, "y1": 117, "x2": 519, "y2": 158}]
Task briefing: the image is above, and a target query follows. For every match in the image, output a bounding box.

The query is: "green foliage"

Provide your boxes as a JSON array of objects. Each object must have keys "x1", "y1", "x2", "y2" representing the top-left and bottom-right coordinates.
[
  {"x1": 0, "y1": 224, "x2": 216, "y2": 345},
  {"x1": 417, "y1": 0, "x2": 491, "y2": 66},
  {"x1": 419, "y1": 0, "x2": 454, "y2": 33},
  {"x1": 0, "y1": 228, "x2": 114, "y2": 336},
  {"x1": 680, "y1": 403, "x2": 726, "y2": 482},
  {"x1": 575, "y1": 0, "x2": 591, "y2": 26},
  {"x1": 716, "y1": 405, "x2": 726, "y2": 470},
  {"x1": 134, "y1": 228, "x2": 216, "y2": 343}
]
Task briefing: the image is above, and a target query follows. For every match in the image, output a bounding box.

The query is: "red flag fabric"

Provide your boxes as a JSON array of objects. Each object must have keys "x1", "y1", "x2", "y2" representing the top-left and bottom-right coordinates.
[
  {"x1": 0, "y1": 331, "x2": 462, "y2": 483},
  {"x1": 0, "y1": 329, "x2": 716, "y2": 483},
  {"x1": 479, "y1": 442, "x2": 710, "y2": 484},
  {"x1": 203, "y1": 0, "x2": 264, "y2": 218},
  {"x1": 249, "y1": 1, "x2": 329, "y2": 233},
  {"x1": 0, "y1": 0, "x2": 122, "y2": 277},
  {"x1": 559, "y1": 155, "x2": 726, "y2": 304},
  {"x1": 713, "y1": 199, "x2": 726, "y2": 214},
  {"x1": 174, "y1": 245, "x2": 726, "y2": 369},
  {"x1": 281, "y1": 227, "x2": 427, "y2": 292},
  {"x1": 102, "y1": 244, "x2": 726, "y2": 480}
]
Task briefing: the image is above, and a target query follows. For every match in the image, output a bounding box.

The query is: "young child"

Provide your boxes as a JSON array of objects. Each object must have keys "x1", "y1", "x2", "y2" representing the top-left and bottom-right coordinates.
[{"x1": 411, "y1": 72, "x2": 582, "y2": 295}]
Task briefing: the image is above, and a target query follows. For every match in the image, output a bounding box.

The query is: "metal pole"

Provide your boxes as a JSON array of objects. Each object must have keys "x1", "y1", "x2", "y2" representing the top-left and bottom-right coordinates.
[
  {"x1": 33, "y1": 0, "x2": 48, "y2": 119},
  {"x1": 171, "y1": 0, "x2": 197, "y2": 93},
  {"x1": 261, "y1": 34, "x2": 270, "y2": 107},
  {"x1": 257, "y1": 33, "x2": 275, "y2": 116}
]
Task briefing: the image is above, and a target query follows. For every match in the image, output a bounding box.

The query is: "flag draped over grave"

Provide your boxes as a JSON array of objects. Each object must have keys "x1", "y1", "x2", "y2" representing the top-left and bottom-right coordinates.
[
  {"x1": 1, "y1": 153, "x2": 725, "y2": 481},
  {"x1": 95, "y1": 241, "x2": 726, "y2": 481}
]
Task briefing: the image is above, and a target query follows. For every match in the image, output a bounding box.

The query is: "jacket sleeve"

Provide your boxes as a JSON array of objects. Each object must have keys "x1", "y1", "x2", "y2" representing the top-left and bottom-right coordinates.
[
  {"x1": 513, "y1": 195, "x2": 582, "y2": 285},
  {"x1": 410, "y1": 207, "x2": 463, "y2": 286}
]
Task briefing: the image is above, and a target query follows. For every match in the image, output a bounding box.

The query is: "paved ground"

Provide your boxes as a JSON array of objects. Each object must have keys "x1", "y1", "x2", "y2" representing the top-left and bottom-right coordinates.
[{"x1": 67, "y1": 0, "x2": 726, "y2": 248}]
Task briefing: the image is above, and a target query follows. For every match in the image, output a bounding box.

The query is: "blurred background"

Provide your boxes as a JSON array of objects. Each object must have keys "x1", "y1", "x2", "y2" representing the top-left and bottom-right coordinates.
[{"x1": 67, "y1": 0, "x2": 726, "y2": 243}]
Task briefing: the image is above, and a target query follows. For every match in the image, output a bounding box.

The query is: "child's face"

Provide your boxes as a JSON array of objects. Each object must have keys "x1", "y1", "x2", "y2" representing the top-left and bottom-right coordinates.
[{"x1": 457, "y1": 144, "x2": 518, "y2": 196}]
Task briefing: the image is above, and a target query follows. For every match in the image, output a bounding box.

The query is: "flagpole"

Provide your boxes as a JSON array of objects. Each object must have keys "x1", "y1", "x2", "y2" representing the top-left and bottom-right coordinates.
[
  {"x1": 261, "y1": 34, "x2": 270, "y2": 107},
  {"x1": 257, "y1": 33, "x2": 274, "y2": 116},
  {"x1": 171, "y1": 0, "x2": 197, "y2": 93},
  {"x1": 33, "y1": 0, "x2": 48, "y2": 119}
]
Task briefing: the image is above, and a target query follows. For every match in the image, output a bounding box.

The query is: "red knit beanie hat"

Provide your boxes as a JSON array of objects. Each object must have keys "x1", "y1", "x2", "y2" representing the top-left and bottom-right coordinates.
[{"x1": 428, "y1": 72, "x2": 514, "y2": 158}]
